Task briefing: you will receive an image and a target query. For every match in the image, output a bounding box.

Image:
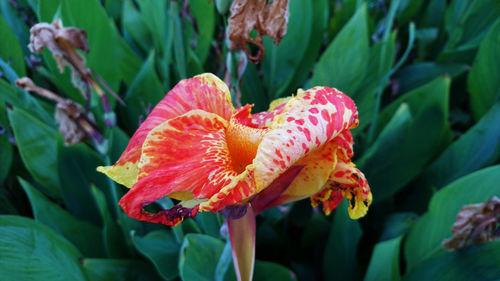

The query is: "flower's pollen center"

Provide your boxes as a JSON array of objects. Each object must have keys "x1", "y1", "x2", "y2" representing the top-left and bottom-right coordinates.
[{"x1": 226, "y1": 121, "x2": 266, "y2": 173}]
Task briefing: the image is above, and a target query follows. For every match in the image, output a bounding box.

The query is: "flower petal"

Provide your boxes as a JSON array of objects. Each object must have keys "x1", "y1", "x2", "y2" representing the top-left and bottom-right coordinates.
[
  {"x1": 313, "y1": 158, "x2": 372, "y2": 219},
  {"x1": 251, "y1": 98, "x2": 288, "y2": 128},
  {"x1": 253, "y1": 87, "x2": 358, "y2": 191},
  {"x1": 264, "y1": 141, "x2": 338, "y2": 208},
  {"x1": 119, "y1": 110, "x2": 246, "y2": 225},
  {"x1": 97, "y1": 73, "x2": 233, "y2": 188}
]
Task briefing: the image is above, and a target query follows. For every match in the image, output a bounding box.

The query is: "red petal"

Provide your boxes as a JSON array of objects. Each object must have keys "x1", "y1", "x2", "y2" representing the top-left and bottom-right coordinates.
[
  {"x1": 97, "y1": 74, "x2": 233, "y2": 188},
  {"x1": 119, "y1": 110, "x2": 256, "y2": 225}
]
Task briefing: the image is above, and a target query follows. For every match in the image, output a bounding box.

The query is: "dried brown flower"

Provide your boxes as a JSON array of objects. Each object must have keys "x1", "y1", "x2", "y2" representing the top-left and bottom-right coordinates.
[
  {"x1": 442, "y1": 196, "x2": 500, "y2": 251},
  {"x1": 15, "y1": 77, "x2": 102, "y2": 146},
  {"x1": 228, "y1": 0, "x2": 289, "y2": 63},
  {"x1": 28, "y1": 19, "x2": 123, "y2": 127}
]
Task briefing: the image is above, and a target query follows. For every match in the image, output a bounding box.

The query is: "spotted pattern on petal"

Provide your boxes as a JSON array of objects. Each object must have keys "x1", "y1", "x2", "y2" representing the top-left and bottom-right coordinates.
[{"x1": 253, "y1": 87, "x2": 359, "y2": 192}]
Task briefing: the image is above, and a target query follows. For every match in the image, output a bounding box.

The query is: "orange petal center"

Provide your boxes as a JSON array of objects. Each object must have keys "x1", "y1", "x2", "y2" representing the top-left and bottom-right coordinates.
[{"x1": 226, "y1": 121, "x2": 267, "y2": 173}]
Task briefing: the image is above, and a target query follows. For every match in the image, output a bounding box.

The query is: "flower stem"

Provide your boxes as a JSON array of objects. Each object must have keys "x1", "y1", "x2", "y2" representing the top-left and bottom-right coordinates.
[{"x1": 228, "y1": 204, "x2": 256, "y2": 281}]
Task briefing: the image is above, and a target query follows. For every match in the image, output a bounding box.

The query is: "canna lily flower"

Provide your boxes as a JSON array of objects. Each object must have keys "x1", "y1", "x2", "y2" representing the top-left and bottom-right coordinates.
[{"x1": 97, "y1": 73, "x2": 371, "y2": 281}]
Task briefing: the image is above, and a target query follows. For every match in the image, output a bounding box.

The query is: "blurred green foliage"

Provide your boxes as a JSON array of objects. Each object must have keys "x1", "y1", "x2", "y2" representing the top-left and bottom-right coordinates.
[{"x1": 0, "y1": 0, "x2": 499, "y2": 280}]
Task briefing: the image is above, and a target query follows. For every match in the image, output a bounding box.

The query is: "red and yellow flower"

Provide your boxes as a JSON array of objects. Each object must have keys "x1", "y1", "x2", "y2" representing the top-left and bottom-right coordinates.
[{"x1": 97, "y1": 73, "x2": 371, "y2": 226}]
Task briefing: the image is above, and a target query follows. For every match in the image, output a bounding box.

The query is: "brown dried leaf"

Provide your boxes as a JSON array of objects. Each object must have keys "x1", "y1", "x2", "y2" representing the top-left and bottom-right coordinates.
[
  {"x1": 228, "y1": 0, "x2": 289, "y2": 63},
  {"x1": 29, "y1": 19, "x2": 88, "y2": 75},
  {"x1": 442, "y1": 196, "x2": 500, "y2": 251},
  {"x1": 55, "y1": 102, "x2": 88, "y2": 145}
]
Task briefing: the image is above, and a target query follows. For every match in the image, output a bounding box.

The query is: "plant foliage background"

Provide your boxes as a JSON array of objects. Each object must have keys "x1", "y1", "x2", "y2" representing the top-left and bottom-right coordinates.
[{"x1": 0, "y1": 0, "x2": 500, "y2": 280}]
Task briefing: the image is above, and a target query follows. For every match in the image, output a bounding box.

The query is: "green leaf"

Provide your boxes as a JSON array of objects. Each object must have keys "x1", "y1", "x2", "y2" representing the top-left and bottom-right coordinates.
[
  {"x1": 132, "y1": 230, "x2": 180, "y2": 280},
  {"x1": 282, "y1": 0, "x2": 328, "y2": 98},
  {"x1": 83, "y1": 258, "x2": 163, "y2": 281},
  {"x1": 122, "y1": 0, "x2": 151, "y2": 54},
  {"x1": 418, "y1": 102, "x2": 500, "y2": 189},
  {"x1": 58, "y1": 143, "x2": 105, "y2": 224},
  {"x1": 120, "y1": 51, "x2": 164, "y2": 133},
  {"x1": 312, "y1": 4, "x2": 369, "y2": 97},
  {"x1": 262, "y1": 0, "x2": 325, "y2": 98},
  {"x1": 241, "y1": 63, "x2": 269, "y2": 112},
  {"x1": 0, "y1": 15, "x2": 26, "y2": 77},
  {"x1": 364, "y1": 236, "x2": 402, "y2": 281},
  {"x1": 59, "y1": 0, "x2": 121, "y2": 91},
  {"x1": 323, "y1": 200, "x2": 362, "y2": 281},
  {"x1": 171, "y1": 1, "x2": 186, "y2": 79},
  {"x1": 91, "y1": 185, "x2": 130, "y2": 258},
  {"x1": 19, "y1": 177, "x2": 105, "y2": 257},
  {"x1": 0, "y1": 101, "x2": 12, "y2": 183},
  {"x1": 0, "y1": 73, "x2": 53, "y2": 125},
  {"x1": 359, "y1": 77, "x2": 452, "y2": 201},
  {"x1": 179, "y1": 234, "x2": 225, "y2": 281},
  {"x1": 189, "y1": 0, "x2": 215, "y2": 64},
  {"x1": 8, "y1": 107, "x2": 61, "y2": 198},
  {"x1": 136, "y1": 0, "x2": 167, "y2": 53},
  {"x1": 253, "y1": 261, "x2": 298, "y2": 281},
  {"x1": 0, "y1": 215, "x2": 86, "y2": 281},
  {"x1": 443, "y1": 0, "x2": 500, "y2": 54},
  {"x1": 195, "y1": 212, "x2": 222, "y2": 238},
  {"x1": 404, "y1": 165, "x2": 500, "y2": 271},
  {"x1": 468, "y1": 19, "x2": 500, "y2": 120},
  {"x1": 403, "y1": 241, "x2": 500, "y2": 281},
  {"x1": 395, "y1": 62, "x2": 468, "y2": 93}
]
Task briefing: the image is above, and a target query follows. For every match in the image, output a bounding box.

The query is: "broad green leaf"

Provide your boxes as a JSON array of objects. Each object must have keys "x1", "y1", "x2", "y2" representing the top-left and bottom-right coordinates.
[
  {"x1": 418, "y1": 102, "x2": 500, "y2": 189},
  {"x1": 312, "y1": 4, "x2": 369, "y2": 97},
  {"x1": 323, "y1": 200, "x2": 362, "y2": 281},
  {"x1": 241, "y1": 63, "x2": 269, "y2": 112},
  {"x1": 132, "y1": 230, "x2": 180, "y2": 280},
  {"x1": 171, "y1": 1, "x2": 186, "y2": 79},
  {"x1": 215, "y1": 240, "x2": 234, "y2": 281},
  {"x1": 283, "y1": 0, "x2": 328, "y2": 98},
  {"x1": 359, "y1": 77, "x2": 452, "y2": 201},
  {"x1": 0, "y1": 15, "x2": 26, "y2": 77},
  {"x1": 122, "y1": 0, "x2": 151, "y2": 54},
  {"x1": 59, "y1": 0, "x2": 121, "y2": 91},
  {"x1": 136, "y1": 0, "x2": 167, "y2": 53},
  {"x1": 189, "y1": 0, "x2": 215, "y2": 64},
  {"x1": 108, "y1": 127, "x2": 130, "y2": 163},
  {"x1": 0, "y1": 215, "x2": 86, "y2": 281},
  {"x1": 468, "y1": 19, "x2": 500, "y2": 120},
  {"x1": 195, "y1": 212, "x2": 222, "y2": 238},
  {"x1": 19, "y1": 177, "x2": 105, "y2": 257},
  {"x1": 253, "y1": 261, "x2": 298, "y2": 281},
  {"x1": 0, "y1": 101, "x2": 12, "y2": 183},
  {"x1": 58, "y1": 144, "x2": 105, "y2": 224},
  {"x1": 262, "y1": 0, "x2": 317, "y2": 98},
  {"x1": 404, "y1": 241, "x2": 500, "y2": 281},
  {"x1": 395, "y1": 62, "x2": 468, "y2": 93},
  {"x1": 83, "y1": 258, "x2": 163, "y2": 281},
  {"x1": 0, "y1": 133, "x2": 12, "y2": 183},
  {"x1": 404, "y1": 165, "x2": 500, "y2": 271},
  {"x1": 353, "y1": 31, "x2": 397, "y2": 133},
  {"x1": 364, "y1": 236, "x2": 402, "y2": 281},
  {"x1": 91, "y1": 185, "x2": 130, "y2": 258},
  {"x1": 380, "y1": 212, "x2": 418, "y2": 241},
  {"x1": 120, "y1": 51, "x2": 164, "y2": 133},
  {"x1": 8, "y1": 107, "x2": 61, "y2": 198},
  {"x1": 179, "y1": 234, "x2": 225, "y2": 281},
  {"x1": 443, "y1": 0, "x2": 500, "y2": 53}
]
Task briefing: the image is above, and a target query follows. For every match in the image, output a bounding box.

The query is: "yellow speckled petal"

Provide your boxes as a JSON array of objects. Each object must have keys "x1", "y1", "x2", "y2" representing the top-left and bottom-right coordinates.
[{"x1": 268, "y1": 142, "x2": 338, "y2": 207}]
